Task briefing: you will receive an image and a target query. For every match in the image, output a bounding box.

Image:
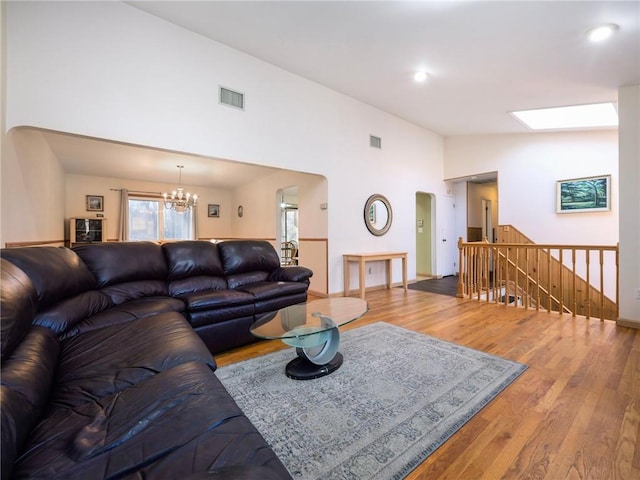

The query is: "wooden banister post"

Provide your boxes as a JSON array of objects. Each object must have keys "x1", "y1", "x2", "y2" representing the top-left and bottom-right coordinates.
[{"x1": 457, "y1": 237, "x2": 464, "y2": 298}]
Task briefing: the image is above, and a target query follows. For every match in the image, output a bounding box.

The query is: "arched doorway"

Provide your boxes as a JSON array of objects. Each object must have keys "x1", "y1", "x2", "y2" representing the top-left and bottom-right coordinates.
[
  {"x1": 276, "y1": 186, "x2": 298, "y2": 265},
  {"x1": 415, "y1": 192, "x2": 435, "y2": 278}
]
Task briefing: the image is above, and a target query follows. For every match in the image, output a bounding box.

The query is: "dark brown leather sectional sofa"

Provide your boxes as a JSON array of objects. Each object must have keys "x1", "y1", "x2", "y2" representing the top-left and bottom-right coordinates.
[{"x1": 0, "y1": 240, "x2": 313, "y2": 479}]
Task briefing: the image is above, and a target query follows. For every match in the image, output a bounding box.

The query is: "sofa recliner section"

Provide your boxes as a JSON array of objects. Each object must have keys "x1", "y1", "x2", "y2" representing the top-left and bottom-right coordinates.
[{"x1": 0, "y1": 240, "x2": 310, "y2": 479}]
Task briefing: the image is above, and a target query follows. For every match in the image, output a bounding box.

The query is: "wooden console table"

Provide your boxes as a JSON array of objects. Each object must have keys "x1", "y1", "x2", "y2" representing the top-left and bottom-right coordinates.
[{"x1": 343, "y1": 252, "x2": 408, "y2": 299}]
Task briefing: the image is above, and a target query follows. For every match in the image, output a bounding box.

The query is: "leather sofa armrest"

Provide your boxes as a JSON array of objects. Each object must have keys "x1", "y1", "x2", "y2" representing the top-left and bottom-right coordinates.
[{"x1": 268, "y1": 266, "x2": 313, "y2": 283}]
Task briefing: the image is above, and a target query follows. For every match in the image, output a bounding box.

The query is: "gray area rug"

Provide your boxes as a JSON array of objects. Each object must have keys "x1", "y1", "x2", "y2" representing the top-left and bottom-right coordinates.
[{"x1": 216, "y1": 322, "x2": 527, "y2": 480}]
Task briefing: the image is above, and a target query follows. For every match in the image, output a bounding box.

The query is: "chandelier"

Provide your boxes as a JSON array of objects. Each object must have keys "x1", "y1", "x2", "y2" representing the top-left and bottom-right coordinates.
[{"x1": 163, "y1": 165, "x2": 197, "y2": 213}]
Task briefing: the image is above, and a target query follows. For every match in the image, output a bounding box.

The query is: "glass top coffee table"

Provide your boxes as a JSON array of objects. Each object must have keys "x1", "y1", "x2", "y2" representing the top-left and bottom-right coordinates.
[{"x1": 250, "y1": 298, "x2": 368, "y2": 380}]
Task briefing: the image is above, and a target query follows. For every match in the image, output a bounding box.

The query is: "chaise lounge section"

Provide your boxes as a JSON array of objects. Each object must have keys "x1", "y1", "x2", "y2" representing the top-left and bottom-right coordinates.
[{"x1": 0, "y1": 240, "x2": 312, "y2": 479}]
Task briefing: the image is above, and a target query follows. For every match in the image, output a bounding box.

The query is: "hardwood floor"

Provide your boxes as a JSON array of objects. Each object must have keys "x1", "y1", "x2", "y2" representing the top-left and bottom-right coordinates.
[{"x1": 214, "y1": 288, "x2": 640, "y2": 480}]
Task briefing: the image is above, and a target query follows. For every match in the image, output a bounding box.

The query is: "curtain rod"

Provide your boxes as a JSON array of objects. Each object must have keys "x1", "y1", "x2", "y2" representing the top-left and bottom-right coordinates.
[{"x1": 110, "y1": 188, "x2": 162, "y2": 195}]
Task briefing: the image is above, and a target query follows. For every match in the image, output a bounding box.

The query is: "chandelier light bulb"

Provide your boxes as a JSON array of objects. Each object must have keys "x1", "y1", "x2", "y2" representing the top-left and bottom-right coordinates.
[
  {"x1": 414, "y1": 71, "x2": 429, "y2": 82},
  {"x1": 587, "y1": 23, "x2": 619, "y2": 42}
]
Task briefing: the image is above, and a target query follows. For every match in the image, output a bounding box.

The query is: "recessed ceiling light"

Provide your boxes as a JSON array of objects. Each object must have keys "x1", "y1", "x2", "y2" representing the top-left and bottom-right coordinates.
[
  {"x1": 414, "y1": 71, "x2": 429, "y2": 82},
  {"x1": 511, "y1": 103, "x2": 618, "y2": 130},
  {"x1": 587, "y1": 23, "x2": 619, "y2": 42}
]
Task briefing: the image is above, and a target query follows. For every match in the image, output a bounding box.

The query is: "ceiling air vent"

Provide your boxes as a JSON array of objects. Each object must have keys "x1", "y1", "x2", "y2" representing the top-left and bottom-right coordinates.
[
  {"x1": 219, "y1": 86, "x2": 245, "y2": 110},
  {"x1": 369, "y1": 135, "x2": 382, "y2": 149}
]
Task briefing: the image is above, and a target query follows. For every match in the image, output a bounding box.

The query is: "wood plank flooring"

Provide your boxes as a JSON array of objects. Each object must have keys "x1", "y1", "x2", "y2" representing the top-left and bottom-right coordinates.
[{"x1": 214, "y1": 288, "x2": 640, "y2": 480}]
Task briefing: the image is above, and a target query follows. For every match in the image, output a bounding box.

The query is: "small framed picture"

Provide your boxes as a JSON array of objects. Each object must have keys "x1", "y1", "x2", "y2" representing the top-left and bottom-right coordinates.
[
  {"x1": 86, "y1": 195, "x2": 104, "y2": 212},
  {"x1": 208, "y1": 204, "x2": 220, "y2": 218}
]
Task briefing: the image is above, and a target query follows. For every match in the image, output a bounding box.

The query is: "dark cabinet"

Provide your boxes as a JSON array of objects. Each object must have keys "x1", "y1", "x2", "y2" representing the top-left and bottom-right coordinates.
[{"x1": 69, "y1": 218, "x2": 106, "y2": 246}]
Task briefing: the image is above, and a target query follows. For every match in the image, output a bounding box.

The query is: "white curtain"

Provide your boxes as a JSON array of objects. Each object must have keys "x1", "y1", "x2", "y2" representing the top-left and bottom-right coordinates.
[
  {"x1": 193, "y1": 205, "x2": 199, "y2": 240},
  {"x1": 119, "y1": 189, "x2": 129, "y2": 241}
]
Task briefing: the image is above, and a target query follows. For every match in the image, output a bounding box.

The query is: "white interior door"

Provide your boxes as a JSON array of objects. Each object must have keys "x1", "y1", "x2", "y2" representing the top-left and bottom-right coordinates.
[{"x1": 441, "y1": 195, "x2": 457, "y2": 276}]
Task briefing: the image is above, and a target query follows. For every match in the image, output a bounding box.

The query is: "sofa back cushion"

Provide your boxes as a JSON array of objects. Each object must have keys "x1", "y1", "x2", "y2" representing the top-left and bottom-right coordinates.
[
  {"x1": 163, "y1": 241, "x2": 225, "y2": 280},
  {"x1": 217, "y1": 240, "x2": 280, "y2": 276},
  {"x1": 33, "y1": 290, "x2": 114, "y2": 335},
  {"x1": 0, "y1": 259, "x2": 38, "y2": 360},
  {"x1": 1, "y1": 247, "x2": 96, "y2": 310},
  {"x1": 74, "y1": 242, "x2": 168, "y2": 287},
  {"x1": 100, "y1": 280, "x2": 169, "y2": 305}
]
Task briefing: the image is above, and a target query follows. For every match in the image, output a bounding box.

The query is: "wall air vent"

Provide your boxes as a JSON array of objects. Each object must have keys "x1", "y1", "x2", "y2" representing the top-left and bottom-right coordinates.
[
  {"x1": 219, "y1": 86, "x2": 245, "y2": 110},
  {"x1": 369, "y1": 135, "x2": 382, "y2": 149}
]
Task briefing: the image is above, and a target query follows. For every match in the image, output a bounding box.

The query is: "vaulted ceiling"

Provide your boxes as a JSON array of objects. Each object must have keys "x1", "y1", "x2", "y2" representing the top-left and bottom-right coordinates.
[
  {"x1": 34, "y1": 1, "x2": 640, "y2": 186},
  {"x1": 128, "y1": 0, "x2": 639, "y2": 136}
]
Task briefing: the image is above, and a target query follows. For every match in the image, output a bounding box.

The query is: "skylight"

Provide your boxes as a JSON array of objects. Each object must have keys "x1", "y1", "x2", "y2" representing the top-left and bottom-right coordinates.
[{"x1": 511, "y1": 103, "x2": 619, "y2": 130}]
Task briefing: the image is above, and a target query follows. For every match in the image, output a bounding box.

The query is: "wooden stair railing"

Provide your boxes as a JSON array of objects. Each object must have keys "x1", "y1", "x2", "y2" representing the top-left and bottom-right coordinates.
[
  {"x1": 491, "y1": 249, "x2": 573, "y2": 315},
  {"x1": 457, "y1": 227, "x2": 619, "y2": 321}
]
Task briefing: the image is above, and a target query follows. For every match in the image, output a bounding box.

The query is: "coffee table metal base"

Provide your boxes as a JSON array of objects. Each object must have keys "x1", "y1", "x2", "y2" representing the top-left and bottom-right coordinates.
[
  {"x1": 285, "y1": 352, "x2": 344, "y2": 380},
  {"x1": 250, "y1": 299, "x2": 368, "y2": 380}
]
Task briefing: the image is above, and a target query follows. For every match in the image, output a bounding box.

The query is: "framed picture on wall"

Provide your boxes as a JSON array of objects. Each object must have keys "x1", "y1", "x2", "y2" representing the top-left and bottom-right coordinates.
[
  {"x1": 86, "y1": 195, "x2": 104, "y2": 212},
  {"x1": 556, "y1": 175, "x2": 611, "y2": 213},
  {"x1": 208, "y1": 204, "x2": 220, "y2": 218}
]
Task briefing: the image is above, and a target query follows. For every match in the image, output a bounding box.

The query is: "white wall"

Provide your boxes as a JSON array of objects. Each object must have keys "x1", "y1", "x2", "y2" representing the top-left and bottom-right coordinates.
[
  {"x1": 2, "y1": 128, "x2": 66, "y2": 244},
  {"x1": 618, "y1": 85, "x2": 640, "y2": 325},
  {"x1": 230, "y1": 170, "x2": 327, "y2": 240},
  {"x1": 444, "y1": 131, "x2": 619, "y2": 246},
  {"x1": 5, "y1": 1, "x2": 447, "y2": 294}
]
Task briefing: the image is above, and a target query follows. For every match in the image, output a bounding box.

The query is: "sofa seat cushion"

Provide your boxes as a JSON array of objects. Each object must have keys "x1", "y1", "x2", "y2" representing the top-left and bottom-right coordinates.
[
  {"x1": 1, "y1": 326, "x2": 59, "y2": 480},
  {"x1": 1, "y1": 386, "x2": 32, "y2": 480},
  {"x1": 188, "y1": 306, "x2": 256, "y2": 328},
  {"x1": 254, "y1": 293, "x2": 308, "y2": 315},
  {"x1": 60, "y1": 296, "x2": 186, "y2": 339},
  {"x1": 1, "y1": 326, "x2": 59, "y2": 409},
  {"x1": 182, "y1": 465, "x2": 291, "y2": 480},
  {"x1": 183, "y1": 291, "x2": 256, "y2": 328},
  {"x1": 52, "y1": 312, "x2": 214, "y2": 409},
  {"x1": 237, "y1": 281, "x2": 308, "y2": 301},
  {"x1": 226, "y1": 271, "x2": 269, "y2": 290},
  {"x1": 183, "y1": 289, "x2": 254, "y2": 312},
  {"x1": 14, "y1": 361, "x2": 291, "y2": 480},
  {"x1": 169, "y1": 275, "x2": 228, "y2": 297}
]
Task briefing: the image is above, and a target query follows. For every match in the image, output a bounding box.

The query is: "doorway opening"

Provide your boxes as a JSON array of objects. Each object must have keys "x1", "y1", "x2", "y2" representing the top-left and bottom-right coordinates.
[
  {"x1": 415, "y1": 192, "x2": 435, "y2": 279},
  {"x1": 277, "y1": 186, "x2": 298, "y2": 266}
]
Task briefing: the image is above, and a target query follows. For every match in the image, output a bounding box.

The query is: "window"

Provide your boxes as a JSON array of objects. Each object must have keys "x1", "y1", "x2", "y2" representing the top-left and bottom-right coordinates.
[
  {"x1": 128, "y1": 196, "x2": 194, "y2": 241},
  {"x1": 282, "y1": 206, "x2": 298, "y2": 244}
]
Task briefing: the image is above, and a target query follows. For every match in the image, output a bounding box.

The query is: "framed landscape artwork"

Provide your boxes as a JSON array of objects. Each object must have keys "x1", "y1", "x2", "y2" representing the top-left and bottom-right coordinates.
[
  {"x1": 556, "y1": 175, "x2": 611, "y2": 213},
  {"x1": 86, "y1": 195, "x2": 104, "y2": 212}
]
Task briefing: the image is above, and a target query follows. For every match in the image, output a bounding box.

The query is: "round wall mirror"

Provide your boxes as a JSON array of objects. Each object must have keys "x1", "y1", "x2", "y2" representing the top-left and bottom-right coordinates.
[{"x1": 364, "y1": 194, "x2": 393, "y2": 236}]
